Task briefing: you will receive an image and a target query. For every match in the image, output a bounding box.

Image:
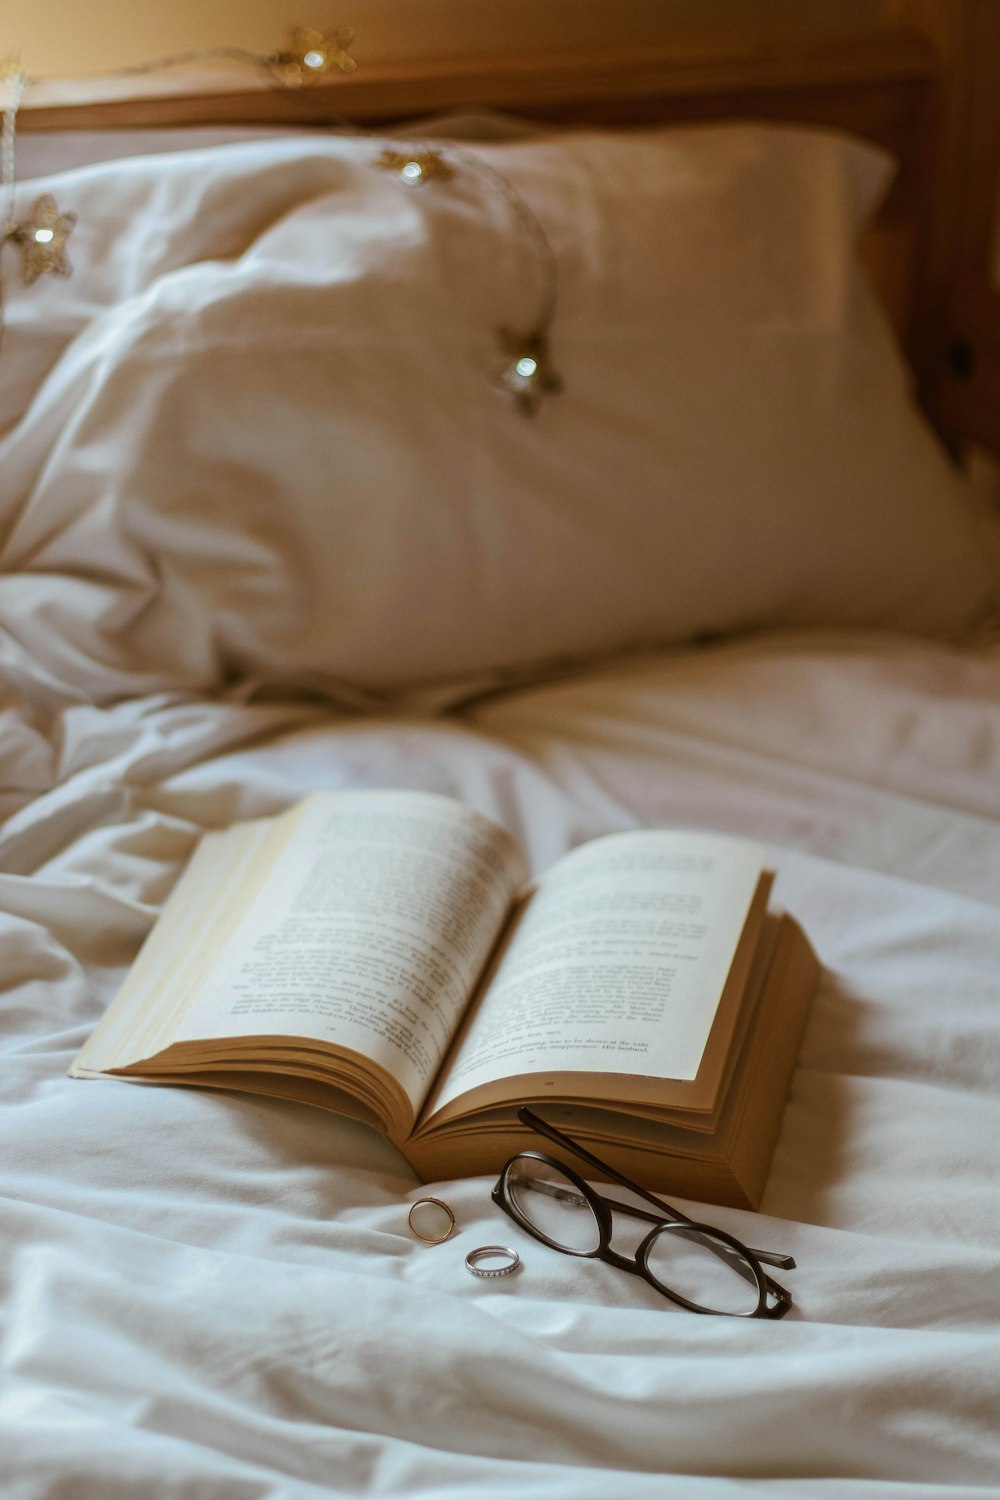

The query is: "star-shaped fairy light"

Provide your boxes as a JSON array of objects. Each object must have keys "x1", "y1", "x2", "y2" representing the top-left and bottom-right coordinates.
[
  {"x1": 8, "y1": 194, "x2": 76, "y2": 285},
  {"x1": 495, "y1": 327, "x2": 563, "y2": 415},
  {"x1": 375, "y1": 148, "x2": 455, "y2": 187},
  {"x1": 271, "y1": 26, "x2": 358, "y2": 87}
]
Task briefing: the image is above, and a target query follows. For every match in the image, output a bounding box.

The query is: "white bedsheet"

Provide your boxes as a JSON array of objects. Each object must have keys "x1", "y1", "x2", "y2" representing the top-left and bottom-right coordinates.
[{"x1": 3, "y1": 629, "x2": 1000, "y2": 1497}]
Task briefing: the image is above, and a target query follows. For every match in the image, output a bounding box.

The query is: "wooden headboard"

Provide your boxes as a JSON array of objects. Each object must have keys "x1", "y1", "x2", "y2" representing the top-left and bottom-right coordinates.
[{"x1": 16, "y1": 0, "x2": 1000, "y2": 459}]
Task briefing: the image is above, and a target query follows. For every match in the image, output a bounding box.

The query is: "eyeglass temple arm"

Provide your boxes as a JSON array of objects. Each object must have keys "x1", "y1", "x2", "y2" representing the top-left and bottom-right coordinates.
[
  {"x1": 596, "y1": 1195, "x2": 792, "y2": 1271},
  {"x1": 517, "y1": 1107, "x2": 795, "y2": 1272}
]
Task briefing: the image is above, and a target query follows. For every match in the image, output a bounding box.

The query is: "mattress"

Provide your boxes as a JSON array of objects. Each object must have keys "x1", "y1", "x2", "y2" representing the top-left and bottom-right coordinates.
[{"x1": 4, "y1": 627, "x2": 1000, "y2": 1496}]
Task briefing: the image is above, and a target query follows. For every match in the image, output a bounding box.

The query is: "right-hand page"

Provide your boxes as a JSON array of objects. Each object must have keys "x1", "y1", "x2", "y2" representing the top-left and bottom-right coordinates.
[{"x1": 427, "y1": 830, "x2": 768, "y2": 1116}]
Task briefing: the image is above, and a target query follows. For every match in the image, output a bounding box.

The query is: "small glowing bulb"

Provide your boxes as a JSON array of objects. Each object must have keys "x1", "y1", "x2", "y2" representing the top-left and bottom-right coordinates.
[
  {"x1": 401, "y1": 161, "x2": 424, "y2": 184},
  {"x1": 515, "y1": 356, "x2": 538, "y2": 379},
  {"x1": 33, "y1": 227, "x2": 55, "y2": 243},
  {"x1": 303, "y1": 49, "x2": 326, "y2": 69}
]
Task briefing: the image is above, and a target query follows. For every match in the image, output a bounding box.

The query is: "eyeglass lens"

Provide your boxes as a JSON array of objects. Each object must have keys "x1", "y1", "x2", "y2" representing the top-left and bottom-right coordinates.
[
  {"x1": 643, "y1": 1223, "x2": 762, "y2": 1316},
  {"x1": 505, "y1": 1156, "x2": 602, "y2": 1253}
]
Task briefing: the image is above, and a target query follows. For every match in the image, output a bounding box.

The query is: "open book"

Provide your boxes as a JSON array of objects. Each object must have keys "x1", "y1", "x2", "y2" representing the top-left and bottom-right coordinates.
[{"x1": 71, "y1": 790, "x2": 819, "y2": 1209}]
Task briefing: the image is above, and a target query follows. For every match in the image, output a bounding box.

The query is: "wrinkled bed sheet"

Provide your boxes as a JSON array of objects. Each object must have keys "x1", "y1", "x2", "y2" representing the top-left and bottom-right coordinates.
[{"x1": 3, "y1": 628, "x2": 1000, "y2": 1498}]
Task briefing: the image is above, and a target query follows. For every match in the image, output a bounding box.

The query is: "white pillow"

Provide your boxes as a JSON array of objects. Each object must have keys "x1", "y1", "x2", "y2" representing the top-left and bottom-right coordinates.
[{"x1": 1, "y1": 121, "x2": 998, "y2": 705}]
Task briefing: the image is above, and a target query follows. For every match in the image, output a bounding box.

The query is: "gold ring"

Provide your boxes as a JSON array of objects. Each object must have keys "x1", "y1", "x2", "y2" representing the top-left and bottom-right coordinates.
[{"x1": 407, "y1": 1196, "x2": 456, "y2": 1243}]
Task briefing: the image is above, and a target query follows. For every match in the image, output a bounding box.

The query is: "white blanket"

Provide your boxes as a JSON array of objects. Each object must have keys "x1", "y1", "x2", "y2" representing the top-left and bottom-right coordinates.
[{"x1": 3, "y1": 628, "x2": 1000, "y2": 1497}]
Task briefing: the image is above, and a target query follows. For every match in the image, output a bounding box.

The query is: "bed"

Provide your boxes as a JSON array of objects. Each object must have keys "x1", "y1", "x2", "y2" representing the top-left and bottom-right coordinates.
[{"x1": 4, "y1": 5, "x2": 1000, "y2": 1495}]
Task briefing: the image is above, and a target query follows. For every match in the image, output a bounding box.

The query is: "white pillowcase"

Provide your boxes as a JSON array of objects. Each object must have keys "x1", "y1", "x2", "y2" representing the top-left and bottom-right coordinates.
[{"x1": 1, "y1": 121, "x2": 998, "y2": 705}]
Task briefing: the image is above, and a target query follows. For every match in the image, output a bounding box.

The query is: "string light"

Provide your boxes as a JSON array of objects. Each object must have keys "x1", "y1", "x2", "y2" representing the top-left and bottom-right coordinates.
[
  {"x1": 0, "y1": 29, "x2": 563, "y2": 412},
  {"x1": 375, "y1": 148, "x2": 455, "y2": 186},
  {"x1": 7, "y1": 192, "x2": 76, "y2": 283},
  {"x1": 0, "y1": 31, "x2": 357, "y2": 352},
  {"x1": 100, "y1": 27, "x2": 358, "y2": 89},
  {"x1": 496, "y1": 328, "x2": 563, "y2": 415},
  {"x1": 271, "y1": 26, "x2": 358, "y2": 86},
  {"x1": 374, "y1": 138, "x2": 563, "y2": 412}
]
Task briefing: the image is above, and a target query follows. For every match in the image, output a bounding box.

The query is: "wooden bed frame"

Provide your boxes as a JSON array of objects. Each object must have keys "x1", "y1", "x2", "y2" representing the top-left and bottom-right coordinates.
[{"x1": 17, "y1": 0, "x2": 1000, "y2": 463}]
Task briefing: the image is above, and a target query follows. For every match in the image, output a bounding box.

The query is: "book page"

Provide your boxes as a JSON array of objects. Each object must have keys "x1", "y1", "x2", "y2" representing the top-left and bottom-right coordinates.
[
  {"x1": 426, "y1": 830, "x2": 765, "y2": 1116},
  {"x1": 70, "y1": 813, "x2": 290, "y2": 1076},
  {"x1": 167, "y1": 791, "x2": 526, "y2": 1112}
]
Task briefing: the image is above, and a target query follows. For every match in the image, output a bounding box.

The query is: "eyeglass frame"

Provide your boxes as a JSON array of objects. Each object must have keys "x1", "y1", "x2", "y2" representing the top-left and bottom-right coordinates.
[{"x1": 491, "y1": 1107, "x2": 795, "y2": 1319}]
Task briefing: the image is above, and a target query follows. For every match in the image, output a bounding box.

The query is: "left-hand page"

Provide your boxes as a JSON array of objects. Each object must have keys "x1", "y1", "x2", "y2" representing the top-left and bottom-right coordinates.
[{"x1": 71, "y1": 790, "x2": 527, "y2": 1131}]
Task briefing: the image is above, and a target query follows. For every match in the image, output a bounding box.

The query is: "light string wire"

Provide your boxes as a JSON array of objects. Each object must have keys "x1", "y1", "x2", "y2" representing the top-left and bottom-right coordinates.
[
  {"x1": 450, "y1": 141, "x2": 558, "y2": 341},
  {"x1": 97, "y1": 46, "x2": 299, "y2": 77},
  {"x1": 1, "y1": 68, "x2": 23, "y2": 225},
  {"x1": 5, "y1": 28, "x2": 360, "y2": 90},
  {"x1": 0, "y1": 35, "x2": 562, "y2": 407},
  {"x1": 323, "y1": 110, "x2": 559, "y2": 392},
  {"x1": 0, "y1": 65, "x2": 26, "y2": 354}
]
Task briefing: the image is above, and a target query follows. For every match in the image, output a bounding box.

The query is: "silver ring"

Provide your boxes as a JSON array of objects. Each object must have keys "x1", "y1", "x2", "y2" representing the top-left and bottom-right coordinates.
[{"x1": 465, "y1": 1245, "x2": 520, "y2": 1279}]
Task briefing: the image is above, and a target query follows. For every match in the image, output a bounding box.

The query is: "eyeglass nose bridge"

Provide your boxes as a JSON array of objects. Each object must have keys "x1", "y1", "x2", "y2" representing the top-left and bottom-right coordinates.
[{"x1": 600, "y1": 1242, "x2": 642, "y2": 1274}]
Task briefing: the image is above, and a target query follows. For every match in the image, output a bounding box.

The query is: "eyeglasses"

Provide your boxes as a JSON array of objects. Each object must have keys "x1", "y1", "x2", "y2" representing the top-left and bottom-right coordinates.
[{"x1": 491, "y1": 1107, "x2": 795, "y2": 1319}]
